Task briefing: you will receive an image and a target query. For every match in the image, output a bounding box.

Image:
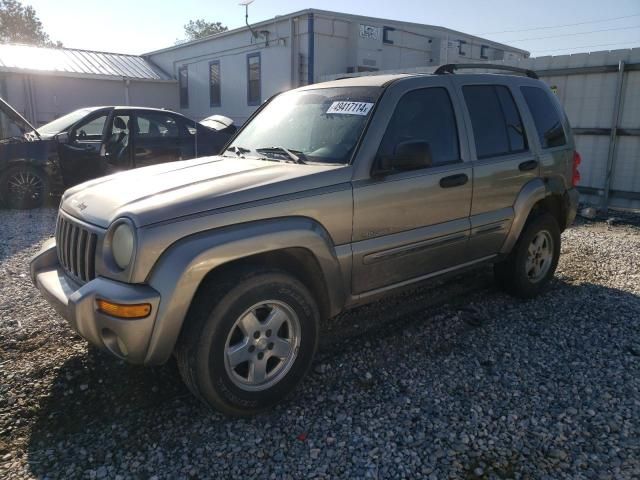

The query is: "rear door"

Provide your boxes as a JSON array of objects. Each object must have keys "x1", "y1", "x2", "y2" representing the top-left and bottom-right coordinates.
[
  {"x1": 57, "y1": 109, "x2": 110, "y2": 186},
  {"x1": 351, "y1": 79, "x2": 472, "y2": 294},
  {"x1": 132, "y1": 111, "x2": 183, "y2": 168},
  {"x1": 452, "y1": 78, "x2": 537, "y2": 260}
]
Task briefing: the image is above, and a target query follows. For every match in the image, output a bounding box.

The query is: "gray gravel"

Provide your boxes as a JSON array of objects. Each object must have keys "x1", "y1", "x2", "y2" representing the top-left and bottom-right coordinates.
[{"x1": 1, "y1": 208, "x2": 639, "y2": 479}]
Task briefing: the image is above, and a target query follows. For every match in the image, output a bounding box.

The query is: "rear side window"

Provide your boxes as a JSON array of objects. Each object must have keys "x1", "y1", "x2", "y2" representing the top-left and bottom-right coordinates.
[
  {"x1": 521, "y1": 86, "x2": 567, "y2": 149},
  {"x1": 378, "y1": 87, "x2": 460, "y2": 167},
  {"x1": 463, "y1": 85, "x2": 527, "y2": 159}
]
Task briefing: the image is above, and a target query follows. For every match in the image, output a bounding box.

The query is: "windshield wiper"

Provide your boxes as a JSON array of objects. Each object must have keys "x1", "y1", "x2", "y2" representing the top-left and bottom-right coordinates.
[
  {"x1": 226, "y1": 145, "x2": 251, "y2": 156},
  {"x1": 256, "y1": 146, "x2": 307, "y2": 164}
]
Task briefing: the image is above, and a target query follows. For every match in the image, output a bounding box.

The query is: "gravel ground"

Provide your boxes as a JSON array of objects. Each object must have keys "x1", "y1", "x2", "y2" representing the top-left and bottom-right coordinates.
[{"x1": 1, "y1": 208, "x2": 639, "y2": 479}]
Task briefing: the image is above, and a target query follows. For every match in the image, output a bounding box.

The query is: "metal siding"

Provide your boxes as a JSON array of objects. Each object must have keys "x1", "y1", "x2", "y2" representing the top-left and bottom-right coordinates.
[{"x1": 0, "y1": 44, "x2": 171, "y2": 80}]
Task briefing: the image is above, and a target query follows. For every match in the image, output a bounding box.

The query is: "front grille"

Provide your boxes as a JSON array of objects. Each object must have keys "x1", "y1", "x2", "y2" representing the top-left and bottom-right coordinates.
[{"x1": 55, "y1": 214, "x2": 98, "y2": 283}]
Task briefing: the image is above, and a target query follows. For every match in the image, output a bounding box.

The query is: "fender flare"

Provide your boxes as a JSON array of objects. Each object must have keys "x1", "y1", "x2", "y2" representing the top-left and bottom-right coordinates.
[
  {"x1": 142, "y1": 216, "x2": 346, "y2": 365},
  {"x1": 500, "y1": 178, "x2": 547, "y2": 254}
]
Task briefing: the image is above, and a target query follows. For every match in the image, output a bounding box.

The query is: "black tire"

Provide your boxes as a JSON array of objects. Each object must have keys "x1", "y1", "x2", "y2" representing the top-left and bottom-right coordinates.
[
  {"x1": 494, "y1": 213, "x2": 561, "y2": 298},
  {"x1": 0, "y1": 165, "x2": 49, "y2": 209},
  {"x1": 175, "y1": 267, "x2": 320, "y2": 416}
]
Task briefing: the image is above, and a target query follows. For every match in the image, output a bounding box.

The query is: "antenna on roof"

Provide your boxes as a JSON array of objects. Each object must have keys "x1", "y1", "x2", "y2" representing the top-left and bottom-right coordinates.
[{"x1": 239, "y1": 0, "x2": 259, "y2": 39}]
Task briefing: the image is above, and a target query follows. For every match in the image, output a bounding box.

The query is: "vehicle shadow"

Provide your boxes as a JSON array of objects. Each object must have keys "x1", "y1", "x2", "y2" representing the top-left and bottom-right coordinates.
[{"x1": 24, "y1": 272, "x2": 640, "y2": 478}]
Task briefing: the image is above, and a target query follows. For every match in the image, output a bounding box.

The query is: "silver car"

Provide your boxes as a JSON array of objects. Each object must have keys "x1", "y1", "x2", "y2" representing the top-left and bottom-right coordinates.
[{"x1": 31, "y1": 65, "x2": 580, "y2": 415}]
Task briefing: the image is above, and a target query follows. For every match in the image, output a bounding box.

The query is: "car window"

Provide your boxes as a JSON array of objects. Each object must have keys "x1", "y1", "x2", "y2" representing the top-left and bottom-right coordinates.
[
  {"x1": 135, "y1": 112, "x2": 180, "y2": 139},
  {"x1": 463, "y1": 85, "x2": 528, "y2": 159},
  {"x1": 73, "y1": 114, "x2": 108, "y2": 141},
  {"x1": 377, "y1": 87, "x2": 460, "y2": 168},
  {"x1": 521, "y1": 86, "x2": 567, "y2": 149},
  {"x1": 229, "y1": 86, "x2": 382, "y2": 165}
]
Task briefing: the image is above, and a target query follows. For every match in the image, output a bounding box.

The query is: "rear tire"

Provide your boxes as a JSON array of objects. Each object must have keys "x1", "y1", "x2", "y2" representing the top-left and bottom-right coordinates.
[
  {"x1": 175, "y1": 267, "x2": 319, "y2": 416},
  {"x1": 0, "y1": 165, "x2": 49, "y2": 209},
  {"x1": 494, "y1": 213, "x2": 560, "y2": 298}
]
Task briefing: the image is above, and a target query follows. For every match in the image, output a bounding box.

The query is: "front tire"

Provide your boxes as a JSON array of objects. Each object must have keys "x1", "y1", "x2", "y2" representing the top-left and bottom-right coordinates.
[
  {"x1": 494, "y1": 213, "x2": 561, "y2": 298},
  {"x1": 0, "y1": 165, "x2": 49, "y2": 209},
  {"x1": 176, "y1": 268, "x2": 319, "y2": 415}
]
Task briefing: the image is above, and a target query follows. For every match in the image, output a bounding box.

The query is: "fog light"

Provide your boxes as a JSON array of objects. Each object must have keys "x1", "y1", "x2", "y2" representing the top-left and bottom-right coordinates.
[{"x1": 96, "y1": 299, "x2": 151, "y2": 319}]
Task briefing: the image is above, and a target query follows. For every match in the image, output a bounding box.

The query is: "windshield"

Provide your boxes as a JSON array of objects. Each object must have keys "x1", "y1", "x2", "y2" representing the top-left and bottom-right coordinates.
[
  {"x1": 37, "y1": 107, "x2": 101, "y2": 135},
  {"x1": 228, "y1": 86, "x2": 382, "y2": 164},
  {"x1": 0, "y1": 109, "x2": 25, "y2": 140}
]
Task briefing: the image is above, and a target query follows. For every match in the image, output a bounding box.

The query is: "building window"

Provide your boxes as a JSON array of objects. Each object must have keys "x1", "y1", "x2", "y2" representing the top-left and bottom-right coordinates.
[
  {"x1": 458, "y1": 40, "x2": 467, "y2": 56},
  {"x1": 481, "y1": 45, "x2": 489, "y2": 59},
  {"x1": 179, "y1": 65, "x2": 189, "y2": 109},
  {"x1": 209, "y1": 60, "x2": 221, "y2": 107},
  {"x1": 247, "y1": 52, "x2": 261, "y2": 106}
]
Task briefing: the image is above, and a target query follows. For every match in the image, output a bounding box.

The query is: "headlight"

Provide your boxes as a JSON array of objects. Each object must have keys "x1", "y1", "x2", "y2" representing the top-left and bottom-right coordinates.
[{"x1": 111, "y1": 222, "x2": 135, "y2": 269}]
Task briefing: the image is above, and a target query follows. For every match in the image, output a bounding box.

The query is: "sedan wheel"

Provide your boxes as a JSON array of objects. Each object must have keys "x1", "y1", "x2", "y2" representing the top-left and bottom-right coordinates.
[{"x1": 2, "y1": 167, "x2": 49, "y2": 209}]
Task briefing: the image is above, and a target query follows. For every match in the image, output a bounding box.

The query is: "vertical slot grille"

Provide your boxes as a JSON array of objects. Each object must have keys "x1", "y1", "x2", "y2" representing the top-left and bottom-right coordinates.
[{"x1": 55, "y1": 214, "x2": 97, "y2": 283}]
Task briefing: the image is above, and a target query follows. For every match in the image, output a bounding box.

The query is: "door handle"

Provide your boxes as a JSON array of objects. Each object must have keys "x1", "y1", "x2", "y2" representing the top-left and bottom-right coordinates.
[
  {"x1": 439, "y1": 173, "x2": 469, "y2": 188},
  {"x1": 519, "y1": 160, "x2": 538, "y2": 171}
]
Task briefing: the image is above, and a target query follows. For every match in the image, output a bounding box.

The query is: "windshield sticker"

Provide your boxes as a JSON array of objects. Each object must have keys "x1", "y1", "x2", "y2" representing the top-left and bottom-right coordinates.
[{"x1": 326, "y1": 101, "x2": 374, "y2": 116}]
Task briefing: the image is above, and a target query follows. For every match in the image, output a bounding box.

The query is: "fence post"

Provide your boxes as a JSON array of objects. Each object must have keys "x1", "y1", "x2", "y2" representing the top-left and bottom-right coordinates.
[{"x1": 602, "y1": 60, "x2": 625, "y2": 211}]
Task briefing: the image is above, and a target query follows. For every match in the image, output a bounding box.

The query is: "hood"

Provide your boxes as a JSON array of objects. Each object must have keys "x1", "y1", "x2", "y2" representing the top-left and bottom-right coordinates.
[
  {"x1": 0, "y1": 97, "x2": 39, "y2": 138},
  {"x1": 61, "y1": 156, "x2": 350, "y2": 228}
]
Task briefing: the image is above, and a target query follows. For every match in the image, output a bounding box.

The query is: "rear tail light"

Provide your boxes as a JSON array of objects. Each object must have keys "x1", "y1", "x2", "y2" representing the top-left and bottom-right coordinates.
[{"x1": 572, "y1": 151, "x2": 581, "y2": 187}]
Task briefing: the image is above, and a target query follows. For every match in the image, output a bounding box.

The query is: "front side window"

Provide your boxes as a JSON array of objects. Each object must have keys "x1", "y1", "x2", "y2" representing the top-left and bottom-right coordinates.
[
  {"x1": 209, "y1": 61, "x2": 221, "y2": 107},
  {"x1": 247, "y1": 53, "x2": 261, "y2": 106},
  {"x1": 463, "y1": 85, "x2": 528, "y2": 159},
  {"x1": 521, "y1": 86, "x2": 567, "y2": 149},
  {"x1": 229, "y1": 86, "x2": 382, "y2": 165},
  {"x1": 72, "y1": 114, "x2": 108, "y2": 141},
  {"x1": 377, "y1": 87, "x2": 460, "y2": 169},
  {"x1": 179, "y1": 65, "x2": 189, "y2": 109}
]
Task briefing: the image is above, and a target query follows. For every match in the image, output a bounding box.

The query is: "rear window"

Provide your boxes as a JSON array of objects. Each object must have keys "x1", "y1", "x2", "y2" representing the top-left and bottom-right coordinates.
[
  {"x1": 521, "y1": 86, "x2": 567, "y2": 149},
  {"x1": 463, "y1": 85, "x2": 527, "y2": 159}
]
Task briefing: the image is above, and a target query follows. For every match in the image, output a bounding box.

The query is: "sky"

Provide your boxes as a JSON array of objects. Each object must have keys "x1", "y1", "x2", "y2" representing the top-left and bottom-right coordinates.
[{"x1": 22, "y1": 0, "x2": 640, "y2": 56}]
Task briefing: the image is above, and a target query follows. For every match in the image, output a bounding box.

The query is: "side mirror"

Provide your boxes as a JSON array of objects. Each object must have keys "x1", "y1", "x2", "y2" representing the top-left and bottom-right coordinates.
[
  {"x1": 55, "y1": 132, "x2": 69, "y2": 144},
  {"x1": 393, "y1": 140, "x2": 433, "y2": 171}
]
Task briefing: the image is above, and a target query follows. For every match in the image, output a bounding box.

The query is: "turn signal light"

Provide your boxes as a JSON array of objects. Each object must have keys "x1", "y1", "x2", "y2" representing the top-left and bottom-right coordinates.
[{"x1": 96, "y1": 300, "x2": 151, "y2": 319}]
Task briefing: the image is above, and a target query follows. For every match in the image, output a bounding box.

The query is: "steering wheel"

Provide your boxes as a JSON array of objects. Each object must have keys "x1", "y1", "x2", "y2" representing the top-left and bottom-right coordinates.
[{"x1": 77, "y1": 130, "x2": 87, "y2": 139}]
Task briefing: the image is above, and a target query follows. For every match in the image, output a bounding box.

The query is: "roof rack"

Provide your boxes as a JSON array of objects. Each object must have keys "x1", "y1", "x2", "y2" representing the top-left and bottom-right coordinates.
[{"x1": 434, "y1": 63, "x2": 539, "y2": 79}]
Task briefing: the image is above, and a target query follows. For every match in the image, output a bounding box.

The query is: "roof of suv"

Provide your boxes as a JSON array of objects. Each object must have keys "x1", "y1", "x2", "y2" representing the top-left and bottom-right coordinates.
[{"x1": 301, "y1": 71, "x2": 541, "y2": 90}]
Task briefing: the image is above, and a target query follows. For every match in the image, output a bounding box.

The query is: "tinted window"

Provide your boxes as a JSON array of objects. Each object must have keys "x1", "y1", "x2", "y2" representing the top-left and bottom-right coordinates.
[
  {"x1": 377, "y1": 87, "x2": 460, "y2": 168},
  {"x1": 209, "y1": 61, "x2": 221, "y2": 107},
  {"x1": 521, "y1": 86, "x2": 566, "y2": 149},
  {"x1": 463, "y1": 85, "x2": 527, "y2": 159},
  {"x1": 247, "y1": 53, "x2": 261, "y2": 106},
  {"x1": 135, "y1": 112, "x2": 180, "y2": 139},
  {"x1": 179, "y1": 65, "x2": 189, "y2": 109}
]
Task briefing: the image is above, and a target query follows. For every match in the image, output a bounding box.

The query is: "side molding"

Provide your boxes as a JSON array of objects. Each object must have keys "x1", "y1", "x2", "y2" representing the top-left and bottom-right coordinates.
[{"x1": 142, "y1": 217, "x2": 346, "y2": 365}]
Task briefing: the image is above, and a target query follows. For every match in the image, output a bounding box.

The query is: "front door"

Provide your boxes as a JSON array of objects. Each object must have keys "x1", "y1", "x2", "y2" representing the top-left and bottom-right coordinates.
[
  {"x1": 57, "y1": 110, "x2": 110, "y2": 186},
  {"x1": 452, "y1": 80, "x2": 538, "y2": 260},
  {"x1": 352, "y1": 83, "x2": 472, "y2": 294}
]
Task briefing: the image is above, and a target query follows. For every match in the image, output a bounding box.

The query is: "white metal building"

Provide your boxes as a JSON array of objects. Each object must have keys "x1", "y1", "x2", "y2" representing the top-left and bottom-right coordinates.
[
  {"x1": 0, "y1": 43, "x2": 177, "y2": 131},
  {"x1": 145, "y1": 8, "x2": 529, "y2": 124}
]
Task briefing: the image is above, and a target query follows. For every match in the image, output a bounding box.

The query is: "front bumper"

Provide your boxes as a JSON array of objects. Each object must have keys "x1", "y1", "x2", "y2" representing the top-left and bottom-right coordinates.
[{"x1": 30, "y1": 238, "x2": 161, "y2": 364}]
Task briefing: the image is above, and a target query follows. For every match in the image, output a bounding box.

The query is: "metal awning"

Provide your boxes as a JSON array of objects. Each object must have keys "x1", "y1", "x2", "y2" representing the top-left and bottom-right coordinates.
[{"x1": 0, "y1": 43, "x2": 173, "y2": 81}]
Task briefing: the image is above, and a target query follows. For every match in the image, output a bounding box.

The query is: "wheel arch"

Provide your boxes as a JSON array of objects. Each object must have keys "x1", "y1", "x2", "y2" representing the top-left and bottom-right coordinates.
[
  {"x1": 142, "y1": 217, "x2": 346, "y2": 365},
  {"x1": 501, "y1": 178, "x2": 570, "y2": 254}
]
